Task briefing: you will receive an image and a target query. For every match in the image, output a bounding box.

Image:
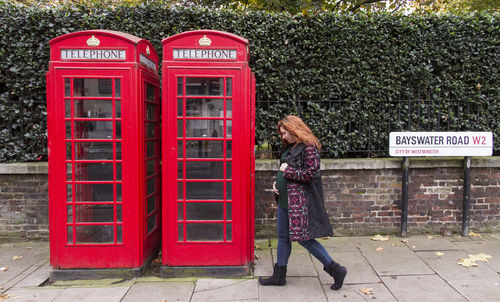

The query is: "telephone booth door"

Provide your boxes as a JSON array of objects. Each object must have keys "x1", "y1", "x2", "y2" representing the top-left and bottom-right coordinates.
[
  {"x1": 162, "y1": 30, "x2": 254, "y2": 272},
  {"x1": 47, "y1": 30, "x2": 160, "y2": 274}
]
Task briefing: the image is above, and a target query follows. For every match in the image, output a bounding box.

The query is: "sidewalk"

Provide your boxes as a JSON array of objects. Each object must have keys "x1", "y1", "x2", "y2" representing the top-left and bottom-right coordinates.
[{"x1": 1, "y1": 234, "x2": 500, "y2": 302}]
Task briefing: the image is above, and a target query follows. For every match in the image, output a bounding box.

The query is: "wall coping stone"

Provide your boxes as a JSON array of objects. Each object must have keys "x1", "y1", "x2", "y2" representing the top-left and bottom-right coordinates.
[
  {"x1": 256, "y1": 156, "x2": 500, "y2": 171},
  {"x1": 0, "y1": 157, "x2": 498, "y2": 174}
]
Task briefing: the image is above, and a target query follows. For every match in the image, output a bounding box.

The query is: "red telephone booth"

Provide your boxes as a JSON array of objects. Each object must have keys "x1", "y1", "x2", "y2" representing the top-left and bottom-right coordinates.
[
  {"x1": 46, "y1": 30, "x2": 161, "y2": 279},
  {"x1": 161, "y1": 30, "x2": 255, "y2": 276}
]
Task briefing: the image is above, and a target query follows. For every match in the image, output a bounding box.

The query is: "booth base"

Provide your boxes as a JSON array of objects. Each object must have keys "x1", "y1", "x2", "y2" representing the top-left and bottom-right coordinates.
[
  {"x1": 160, "y1": 265, "x2": 252, "y2": 278},
  {"x1": 49, "y1": 251, "x2": 157, "y2": 282}
]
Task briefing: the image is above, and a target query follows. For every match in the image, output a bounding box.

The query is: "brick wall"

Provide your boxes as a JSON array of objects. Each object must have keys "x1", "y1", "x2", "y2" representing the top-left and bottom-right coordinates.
[{"x1": 1, "y1": 158, "x2": 499, "y2": 239}]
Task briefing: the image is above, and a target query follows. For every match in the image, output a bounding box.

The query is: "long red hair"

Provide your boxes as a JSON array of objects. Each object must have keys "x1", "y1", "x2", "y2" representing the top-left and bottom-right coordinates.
[{"x1": 277, "y1": 115, "x2": 321, "y2": 150}]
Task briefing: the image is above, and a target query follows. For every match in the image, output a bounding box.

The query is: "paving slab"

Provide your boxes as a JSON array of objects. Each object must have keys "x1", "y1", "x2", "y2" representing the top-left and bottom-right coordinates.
[
  {"x1": 313, "y1": 250, "x2": 380, "y2": 285},
  {"x1": 315, "y1": 236, "x2": 361, "y2": 252},
  {"x1": 253, "y1": 246, "x2": 273, "y2": 278},
  {"x1": 3, "y1": 287, "x2": 63, "y2": 302},
  {"x1": 0, "y1": 242, "x2": 49, "y2": 289},
  {"x1": 191, "y1": 279, "x2": 257, "y2": 302},
  {"x1": 381, "y1": 274, "x2": 467, "y2": 302},
  {"x1": 359, "y1": 244, "x2": 434, "y2": 276},
  {"x1": 51, "y1": 286, "x2": 129, "y2": 302},
  {"x1": 403, "y1": 235, "x2": 460, "y2": 251},
  {"x1": 259, "y1": 277, "x2": 326, "y2": 302},
  {"x1": 121, "y1": 281, "x2": 195, "y2": 302},
  {"x1": 452, "y1": 240, "x2": 500, "y2": 273},
  {"x1": 324, "y1": 283, "x2": 397, "y2": 302},
  {"x1": 446, "y1": 277, "x2": 500, "y2": 302},
  {"x1": 275, "y1": 246, "x2": 317, "y2": 277}
]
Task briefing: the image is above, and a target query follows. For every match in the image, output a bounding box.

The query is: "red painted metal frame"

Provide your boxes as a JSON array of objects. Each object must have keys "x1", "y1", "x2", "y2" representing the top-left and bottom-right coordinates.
[
  {"x1": 161, "y1": 30, "x2": 255, "y2": 267},
  {"x1": 47, "y1": 30, "x2": 160, "y2": 269}
]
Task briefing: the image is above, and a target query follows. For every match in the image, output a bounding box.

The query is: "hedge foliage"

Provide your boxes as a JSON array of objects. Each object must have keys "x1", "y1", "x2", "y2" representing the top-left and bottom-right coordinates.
[{"x1": 0, "y1": 1, "x2": 499, "y2": 161}]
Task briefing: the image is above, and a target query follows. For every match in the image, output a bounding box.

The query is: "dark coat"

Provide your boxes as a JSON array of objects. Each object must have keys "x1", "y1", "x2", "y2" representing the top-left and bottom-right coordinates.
[{"x1": 282, "y1": 143, "x2": 334, "y2": 241}]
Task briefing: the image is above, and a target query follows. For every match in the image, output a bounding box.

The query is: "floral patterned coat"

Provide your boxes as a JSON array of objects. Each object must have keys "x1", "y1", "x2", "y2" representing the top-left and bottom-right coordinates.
[{"x1": 282, "y1": 143, "x2": 334, "y2": 241}]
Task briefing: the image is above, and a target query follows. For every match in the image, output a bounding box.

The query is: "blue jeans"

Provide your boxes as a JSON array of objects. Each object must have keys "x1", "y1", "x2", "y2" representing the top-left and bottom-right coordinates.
[{"x1": 276, "y1": 205, "x2": 333, "y2": 267}]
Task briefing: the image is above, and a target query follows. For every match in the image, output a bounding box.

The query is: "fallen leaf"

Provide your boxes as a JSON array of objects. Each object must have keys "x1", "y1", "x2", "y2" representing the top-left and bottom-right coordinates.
[
  {"x1": 371, "y1": 234, "x2": 389, "y2": 241},
  {"x1": 160, "y1": 299, "x2": 167, "y2": 302},
  {"x1": 400, "y1": 239, "x2": 409, "y2": 243},
  {"x1": 468, "y1": 253, "x2": 492, "y2": 263},
  {"x1": 436, "y1": 252, "x2": 444, "y2": 256},
  {"x1": 0, "y1": 294, "x2": 16, "y2": 301},
  {"x1": 26, "y1": 247, "x2": 32, "y2": 250},
  {"x1": 458, "y1": 257, "x2": 478, "y2": 268},
  {"x1": 412, "y1": 245, "x2": 416, "y2": 249},
  {"x1": 0, "y1": 267, "x2": 8, "y2": 272},
  {"x1": 391, "y1": 243, "x2": 396, "y2": 246},
  {"x1": 0, "y1": 286, "x2": 3, "y2": 290},
  {"x1": 12, "y1": 256, "x2": 22, "y2": 261},
  {"x1": 254, "y1": 253, "x2": 260, "y2": 260},
  {"x1": 359, "y1": 288, "x2": 373, "y2": 295},
  {"x1": 427, "y1": 236, "x2": 435, "y2": 239},
  {"x1": 376, "y1": 247, "x2": 384, "y2": 252},
  {"x1": 254, "y1": 244, "x2": 261, "y2": 250},
  {"x1": 469, "y1": 231, "x2": 481, "y2": 238}
]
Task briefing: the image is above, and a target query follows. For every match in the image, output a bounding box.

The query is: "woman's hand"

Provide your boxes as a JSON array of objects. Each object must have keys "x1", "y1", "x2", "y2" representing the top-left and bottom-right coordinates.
[
  {"x1": 273, "y1": 181, "x2": 279, "y2": 196},
  {"x1": 279, "y1": 163, "x2": 288, "y2": 172}
]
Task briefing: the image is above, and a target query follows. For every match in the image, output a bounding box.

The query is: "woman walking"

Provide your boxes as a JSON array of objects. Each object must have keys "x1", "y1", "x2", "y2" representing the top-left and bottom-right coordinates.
[{"x1": 259, "y1": 115, "x2": 347, "y2": 290}]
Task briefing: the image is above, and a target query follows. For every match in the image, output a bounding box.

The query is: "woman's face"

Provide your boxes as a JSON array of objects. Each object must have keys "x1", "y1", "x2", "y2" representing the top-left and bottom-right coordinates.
[{"x1": 280, "y1": 127, "x2": 296, "y2": 144}]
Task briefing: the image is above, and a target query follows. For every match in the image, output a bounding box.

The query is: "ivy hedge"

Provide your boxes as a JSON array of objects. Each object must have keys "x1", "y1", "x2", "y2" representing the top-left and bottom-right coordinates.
[{"x1": 0, "y1": 1, "x2": 499, "y2": 161}]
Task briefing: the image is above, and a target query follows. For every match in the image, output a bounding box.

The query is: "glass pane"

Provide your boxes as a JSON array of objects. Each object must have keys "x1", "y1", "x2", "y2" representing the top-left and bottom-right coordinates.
[
  {"x1": 147, "y1": 213, "x2": 157, "y2": 234},
  {"x1": 146, "y1": 123, "x2": 158, "y2": 138},
  {"x1": 147, "y1": 177, "x2": 157, "y2": 195},
  {"x1": 116, "y1": 142, "x2": 122, "y2": 160},
  {"x1": 177, "y1": 78, "x2": 183, "y2": 96},
  {"x1": 226, "y1": 203, "x2": 232, "y2": 220},
  {"x1": 116, "y1": 183, "x2": 122, "y2": 202},
  {"x1": 185, "y1": 120, "x2": 224, "y2": 138},
  {"x1": 115, "y1": 100, "x2": 121, "y2": 118},
  {"x1": 226, "y1": 120, "x2": 232, "y2": 138},
  {"x1": 117, "y1": 204, "x2": 122, "y2": 222},
  {"x1": 67, "y1": 205, "x2": 73, "y2": 223},
  {"x1": 226, "y1": 182, "x2": 232, "y2": 200},
  {"x1": 66, "y1": 142, "x2": 72, "y2": 159},
  {"x1": 186, "y1": 161, "x2": 223, "y2": 179},
  {"x1": 75, "y1": 204, "x2": 114, "y2": 223},
  {"x1": 226, "y1": 223, "x2": 232, "y2": 241},
  {"x1": 73, "y1": 78, "x2": 112, "y2": 97},
  {"x1": 65, "y1": 78, "x2": 71, "y2": 97},
  {"x1": 177, "y1": 161, "x2": 183, "y2": 179},
  {"x1": 66, "y1": 163, "x2": 72, "y2": 181},
  {"x1": 177, "y1": 120, "x2": 183, "y2": 137},
  {"x1": 75, "y1": 183, "x2": 113, "y2": 202},
  {"x1": 146, "y1": 140, "x2": 158, "y2": 158},
  {"x1": 146, "y1": 83, "x2": 155, "y2": 102},
  {"x1": 186, "y1": 99, "x2": 224, "y2": 117},
  {"x1": 227, "y1": 99, "x2": 232, "y2": 118},
  {"x1": 117, "y1": 225, "x2": 122, "y2": 244},
  {"x1": 186, "y1": 202, "x2": 223, "y2": 220},
  {"x1": 74, "y1": 121, "x2": 113, "y2": 139},
  {"x1": 177, "y1": 140, "x2": 183, "y2": 158},
  {"x1": 66, "y1": 184, "x2": 73, "y2": 202},
  {"x1": 147, "y1": 160, "x2": 156, "y2": 177},
  {"x1": 186, "y1": 223, "x2": 223, "y2": 241},
  {"x1": 226, "y1": 141, "x2": 232, "y2": 158},
  {"x1": 177, "y1": 182, "x2": 183, "y2": 200},
  {"x1": 146, "y1": 103, "x2": 157, "y2": 121},
  {"x1": 226, "y1": 78, "x2": 232, "y2": 96},
  {"x1": 226, "y1": 161, "x2": 232, "y2": 179},
  {"x1": 67, "y1": 226, "x2": 73, "y2": 244},
  {"x1": 116, "y1": 121, "x2": 121, "y2": 139},
  {"x1": 115, "y1": 79, "x2": 121, "y2": 97},
  {"x1": 65, "y1": 99, "x2": 71, "y2": 118},
  {"x1": 178, "y1": 203, "x2": 184, "y2": 220},
  {"x1": 147, "y1": 196, "x2": 156, "y2": 214},
  {"x1": 74, "y1": 162, "x2": 114, "y2": 181},
  {"x1": 75, "y1": 141, "x2": 114, "y2": 160},
  {"x1": 116, "y1": 162, "x2": 122, "y2": 181},
  {"x1": 75, "y1": 225, "x2": 114, "y2": 244},
  {"x1": 74, "y1": 99, "x2": 113, "y2": 118},
  {"x1": 185, "y1": 140, "x2": 223, "y2": 158},
  {"x1": 178, "y1": 223, "x2": 184, "y2": 241},
  {"x1": 177, "y1": 98, "x2": 183, "y2": 117},
  {"x1": 186, "y1": 78, "x2": 223, "y2": 96},
  {"x1": 186, "y1": 182, "x2": 223, "y2": 200},
  {"x1": 66, "y1": 121, "x2": 71, "y2": 139}
]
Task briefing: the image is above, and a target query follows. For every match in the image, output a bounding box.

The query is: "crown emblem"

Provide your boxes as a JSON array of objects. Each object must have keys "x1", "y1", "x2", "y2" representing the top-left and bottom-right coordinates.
[
  {"x1": 87, "y1": 35, "x2": 100, "y2": 47},
  {"x1": 146, "y1": 46, "x2": 150, "y2": 55},
  {"x1": 199, "y1": 35, "x2": 211, "y2": 47}
]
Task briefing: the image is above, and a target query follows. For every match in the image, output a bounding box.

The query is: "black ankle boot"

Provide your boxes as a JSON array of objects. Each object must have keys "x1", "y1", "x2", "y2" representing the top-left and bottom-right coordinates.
[
  {"x1": 324, "y1": 261, "x2": 347, "y2": 290},
  {"x1": 259, "y1": 264, "x2": 287, "y2": 286}
]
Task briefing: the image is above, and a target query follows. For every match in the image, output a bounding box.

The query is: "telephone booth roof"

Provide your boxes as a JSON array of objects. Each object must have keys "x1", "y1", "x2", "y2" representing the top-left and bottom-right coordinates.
[
  {"x1": 49, "y1": 30, "x2": 158, "y2": 68},
  {"x1": 162, "y1": 30, "x2": 249, "y2": 62}
]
